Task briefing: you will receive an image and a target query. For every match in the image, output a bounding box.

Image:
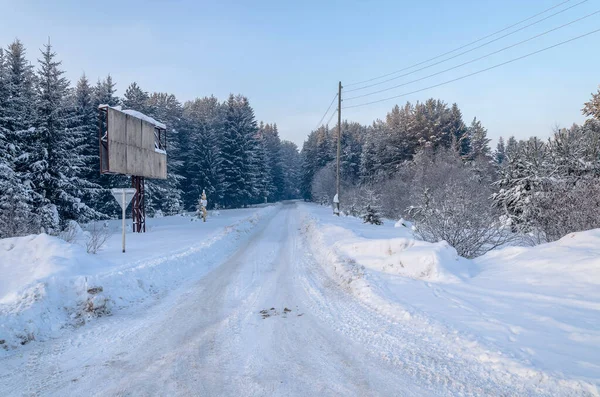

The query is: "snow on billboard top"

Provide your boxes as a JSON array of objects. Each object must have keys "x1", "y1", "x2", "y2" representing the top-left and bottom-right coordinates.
[
  {"x1": 99, "y1": 105, "x2": 167, "y2": 179},
  {"x1": 98, "y1": 105, "x2": 167, "y2": 129}
]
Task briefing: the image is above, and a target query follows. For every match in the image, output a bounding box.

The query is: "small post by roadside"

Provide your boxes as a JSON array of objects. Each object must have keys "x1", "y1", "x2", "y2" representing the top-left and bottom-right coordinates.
[
  {"x1": 111, "y1": 188, "x2": 137, "y2": 253},
  {"x1": 200, "y1": 190, "x2": 208, "y2": 223}
]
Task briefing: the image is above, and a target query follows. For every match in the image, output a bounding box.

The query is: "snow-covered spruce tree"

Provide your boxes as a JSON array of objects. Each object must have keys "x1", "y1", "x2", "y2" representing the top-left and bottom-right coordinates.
[
  {"x1": 2, "y1": 40, "x2": 39, "y2": 234},
  {"x1": 122, "y1": 82, "x2": 149, "y2": 114},
  {"x1": 182, "y1": 96, "x2": 224, "y2": 209},
  {"x1": 359, "y1": 126, "x2": 381, "y2": 184},
  {"x1": 0, "y1": 48, "x2": 33, "y2": 237},
  {"x1": 144, "y1": 92, "x2": 184, "y2": 215},
  {"x1": 33, "y1": 42, "x2": 97, "y2": 230},
  {"x1": 72, "y1": 74, "x2": 106, "y2": 219},
  {"x1": 495, "y1": 137, "x2": 506, "y2": 165},
  {"x1": 280, "y1": 140, "x2": 301, "y2": 200},
  {"x1": 220, "y1": 94, "x2": 251, "y2": 208},
  {"x1": 466, "y1": 117, "x2": 491, "y2": 161},
  {"x1": 340, "y1": 121, "x2": 364, "y2": 186},
  {"x1": 360, "y1": 187, "x2": 383, "y2": 225},
  {"x1": 237, "y1": 96, "x2": 264, "y2": 205},
  {"x1": 492, "y1": 137, "x2": 552, "y2": 233},
  {"x1": 95, "y1": 75, "x2": 119, "y2": 107},
  {"x1": 255, "y1": 124, "x2": 273, "y2": 203},
  {"x1": 260, "y1": 122, "x2": 283, "y2": 201}
]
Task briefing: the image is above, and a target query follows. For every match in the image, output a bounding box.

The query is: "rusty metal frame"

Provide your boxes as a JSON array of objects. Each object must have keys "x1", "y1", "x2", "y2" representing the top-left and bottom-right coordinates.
[
  {"x1": 99, "y1": 107, "x2": 111, "y2": 174},
  {"x1": 131, "y1": 175, "x2": 146, "y2": 233}
]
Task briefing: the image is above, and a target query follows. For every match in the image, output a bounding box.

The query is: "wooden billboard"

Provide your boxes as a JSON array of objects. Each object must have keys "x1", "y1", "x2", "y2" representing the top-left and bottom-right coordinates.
[{"x1": 99, "y1": 106, "x2": 167, "y2": 179}]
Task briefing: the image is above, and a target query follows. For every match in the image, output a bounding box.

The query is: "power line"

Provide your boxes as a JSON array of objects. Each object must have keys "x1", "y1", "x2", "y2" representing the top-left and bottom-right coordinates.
[
  {"x1": 344, "y1": 28, "x2": 600, "y2": 110},
  {"x1": 325, "y1": 106, "x2": 337, "y2": 126},
  {"x1": 344, "y1": 9, "x2": 600, "y2": 101},
  {"x1": 313, "y1": 93, "x2": 338, "y2": 131},
  {"x1": 345, "y1": 0, "x2": 583, "y2": 88}
]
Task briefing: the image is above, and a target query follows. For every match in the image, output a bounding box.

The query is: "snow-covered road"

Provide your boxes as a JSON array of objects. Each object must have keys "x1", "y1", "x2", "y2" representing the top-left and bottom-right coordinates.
[{"x1": 0, "y1": 203, "x2": 595, "y2": 396}]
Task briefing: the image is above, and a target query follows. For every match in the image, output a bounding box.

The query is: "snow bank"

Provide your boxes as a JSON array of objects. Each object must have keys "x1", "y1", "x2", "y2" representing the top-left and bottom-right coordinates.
[
  {"x1": 476, "y1": 229, "x2": 600, "y2": 289},
  {"x1": 299, "y1": 202, "x2": 600, "y2": 392},
  {"x1": 0, "y1": 205, "x2": 278, "y2": 352},
  {"x1": 300, "y1": 207, "x2": 470, "y2": 284}
]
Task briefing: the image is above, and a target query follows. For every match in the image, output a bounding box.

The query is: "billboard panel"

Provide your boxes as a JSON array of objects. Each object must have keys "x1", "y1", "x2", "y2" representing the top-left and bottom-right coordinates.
[{"x1": 99, "y1": 106, "x2": 167, "y2": 179}]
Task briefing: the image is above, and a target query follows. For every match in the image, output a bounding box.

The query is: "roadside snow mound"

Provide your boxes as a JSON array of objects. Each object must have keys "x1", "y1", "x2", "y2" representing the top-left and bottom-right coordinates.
[
  {"x1": 0, "y1": 233, "x2": 105, "y2": 304},
  {"x1": 336, "y1": 236, "x2": 464, "y2": 282},
  {"x1": 476, "y1": 229, "x2": 600, "y2": 288},
  {"x1": 0, "y1": 206, "x2": 278, "y2": 352}
]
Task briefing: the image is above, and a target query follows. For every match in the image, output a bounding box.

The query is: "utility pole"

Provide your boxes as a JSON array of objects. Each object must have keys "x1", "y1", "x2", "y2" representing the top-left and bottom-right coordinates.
[{"x1": 334, "y1": 81, "x2": 342, "y2": 216}]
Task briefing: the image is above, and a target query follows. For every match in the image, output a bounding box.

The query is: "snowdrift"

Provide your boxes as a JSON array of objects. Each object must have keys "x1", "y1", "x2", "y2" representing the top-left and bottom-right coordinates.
[
  {"x1": 0, "y1": 205, "x2": 278, "y2": 352},
  {"x1": 299, "y1": 203, "x2": 600, "y2": 392},
  {"x1": 476, "y1": 229, "x2": 600, "y2": 288}
]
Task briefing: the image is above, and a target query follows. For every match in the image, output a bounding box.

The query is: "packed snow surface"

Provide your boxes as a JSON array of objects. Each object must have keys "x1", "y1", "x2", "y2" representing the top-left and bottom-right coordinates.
[{"x1": 0, "y1": 202, "x2": 598, "y2": 396}]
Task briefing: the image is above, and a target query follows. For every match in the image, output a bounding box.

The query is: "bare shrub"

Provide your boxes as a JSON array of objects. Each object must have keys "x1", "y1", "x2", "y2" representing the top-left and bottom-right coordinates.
[
  {"x1": 531, "y1": 178, "x2": 600, "y2": 242},
  {"x1": 311, "y1": 165, "x2": 336, "y2": 206},
  {"x1": 85, "y1": 222, "x2": 111, "y2": 254},
  {"x1": 58, "y1": 220, "x2": 81, "y2": 243},
  {"x1": 0, "y1": 192, "x2": 39, "y2": 238},
  {"x1": 409, "y1": 148, "x2": 513, "y2": 258},
  {"x1": 378, "y1": 164, "x2": 414, "y2": 219}
]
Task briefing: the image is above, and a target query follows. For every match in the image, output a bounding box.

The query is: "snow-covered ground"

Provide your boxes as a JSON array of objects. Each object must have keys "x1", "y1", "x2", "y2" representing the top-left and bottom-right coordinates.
[
  {"x1": 0, "y1": 201, "x2": 598, "y2": 396},
  {"x1": 0, "y1": 205, "x2": 278, "y2": 350},
  {"x1": 300, "y1": 202, "x2": 600, "y2": 395}
]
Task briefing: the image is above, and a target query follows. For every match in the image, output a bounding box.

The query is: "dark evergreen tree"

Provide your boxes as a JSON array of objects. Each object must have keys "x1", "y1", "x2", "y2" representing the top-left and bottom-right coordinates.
[
  {"x1": 145, "y1": 92, "x2": 184, "y2": 215},
  {"x1": 220, "y1": 94, "x2": 251, "y2": 208},
  {"x1": 466, "y1": 117, "x2": 491, "y2": 160},
  {"x1": 495, "y1": 137, "x2": 506, "y2": 165},
  {"x1": 122, "y1": 82, "x2": 149, "y2": 113}
]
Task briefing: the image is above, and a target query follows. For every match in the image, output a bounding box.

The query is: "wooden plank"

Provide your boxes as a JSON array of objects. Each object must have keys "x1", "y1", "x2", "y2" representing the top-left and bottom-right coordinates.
[
  {"x1": 126, "y1": 115, "x2": 142, "y2": 147},
  {"x1": 108, "y1": 108, "x2": 127, "y2": 144},
  {"x1": 108, "y1": 141, "x2": 127, "y2": 174},
  {"x1": 141, "y1": 121, "x2": 156, "y2": 151}
]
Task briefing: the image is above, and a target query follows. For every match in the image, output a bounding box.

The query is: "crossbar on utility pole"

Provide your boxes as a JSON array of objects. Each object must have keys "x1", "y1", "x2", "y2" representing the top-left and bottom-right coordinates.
[{"x1": 335, "y1": 81, "x2": 342, "y2": 216}]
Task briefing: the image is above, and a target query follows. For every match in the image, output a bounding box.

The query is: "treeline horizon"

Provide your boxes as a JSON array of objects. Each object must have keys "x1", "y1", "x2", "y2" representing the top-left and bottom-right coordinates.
[
  {"x1": 0, "y1": 39, "x2": 301, "y2": 238},
  {"x1": 299, "y1": 86, "x2": 600, "y2": 255}
]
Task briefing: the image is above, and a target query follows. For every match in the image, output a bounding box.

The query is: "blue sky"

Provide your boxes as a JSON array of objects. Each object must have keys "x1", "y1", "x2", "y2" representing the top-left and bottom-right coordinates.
[{"x1": 1, "y1": 0, "x2": 599, "y2": 147}]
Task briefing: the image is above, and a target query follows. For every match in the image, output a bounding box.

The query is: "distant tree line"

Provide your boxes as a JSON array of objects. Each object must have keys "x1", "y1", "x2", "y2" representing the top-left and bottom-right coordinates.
[
  {"x1": 301, "y1": 88, "x2": 600, "y2": 256},
  {"x1": 0, "y1": 39, "x2": 301, "y2": 238}
]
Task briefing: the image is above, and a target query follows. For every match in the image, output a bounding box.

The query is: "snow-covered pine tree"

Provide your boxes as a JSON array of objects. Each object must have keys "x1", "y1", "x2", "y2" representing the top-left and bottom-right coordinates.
[
  {"x1": 361, "y1": 187, "x2": 383, "y2": 225},
  {"x1": 73, "y1": 74, "x2": 106, "y2": 219},
  {"x1": 254, "y1": 125, "x2": 273, "y2": 203},
  {"x1": 260, "y1": 122, "x2": 284, "y2": 201},
  {"x1": 466, "y1": 117, "x2": 491, "y2": 161},
  {"x1": 0, "y1": 48, "x2": 32, "y2": 237},
  {"x1": 340, "y1": 121, "x2": 364, "y2": 186},
  {"x1": 3, "y1": 40, "x2": 38, "y2": 231},
  {"x1": 237, "y1": 96, "x2": 262, "y2": 205},
  {"x1": 448, "y1": 103, "x2": 470, "y2": 156},
  {"x1": 583, "y1": 85, "x2": 600, "y2": 120},
  {"x1": 492, "y1": 137, "x2": 551, "y2": 231},
  {"x1": 359, "y1": 127, "x2": 379, "y2": 184},
  {"x1": 95, "y1": 75, "x2": 119, "y2": 107},
  {"x1": 122, "y1": 82, "x2": 149, "y2": 113},
  {"x1": 220, "y1": 94, "x2": 248, "y2": 208},
  {"x1": 145, "y1": 92, "x2": 184, "y2": 215},
  {"x1": 182, "y1": 96, "x2": 224, "y2": 209},
  {"x1": 33, "y1": 42, "x2": 96, "y2": 230},
  {"x1": 495, "y1": 137, "x2": 506, "y2": 165},
  {"x1": 280, "y1": 140, "x2": 301, "y2": 199}
]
